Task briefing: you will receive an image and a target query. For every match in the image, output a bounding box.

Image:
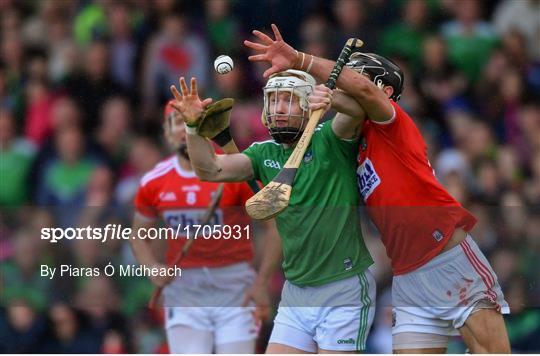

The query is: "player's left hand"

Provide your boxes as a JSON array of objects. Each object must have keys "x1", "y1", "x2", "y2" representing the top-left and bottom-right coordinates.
[
  {"x1": 244, "y1": 24, "x2": 298, "y2": 78},
  {"x1": 242, "y1": 279, "x2": 271, "y2": 328},
  {"x1": 170, "y1": 77, "x2": 213, "y2": 127},
  {"x1": 308, "y1": 84, "x2": 333, "y2": 111}
]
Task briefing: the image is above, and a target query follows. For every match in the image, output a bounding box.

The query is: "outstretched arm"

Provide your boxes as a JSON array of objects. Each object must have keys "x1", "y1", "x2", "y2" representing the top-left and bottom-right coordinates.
[
  {"x1": 169, "y1": 77, "x2": 254, "y2": 182},
  {"x1": 244, "y1": 24, "x2": 393, "y2": 123}
]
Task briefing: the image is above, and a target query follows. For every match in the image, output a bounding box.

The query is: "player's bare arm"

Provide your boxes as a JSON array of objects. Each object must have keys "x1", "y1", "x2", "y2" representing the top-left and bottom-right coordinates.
[
  {"x1": 170, "y1": 77, "x2": 254, "y2": 182},
  {"x1": 308, "y1": 84, "x2": 365, "y2": 139},
  {"x1": 244, "y1": 24, "x2": 393, "y2": 123},
  {"x1": 332, "y1": 89, "x2": 367, "y2": 139},
  {"x1": 129, "y1": 213, "x2": 172, "y2": 288}
]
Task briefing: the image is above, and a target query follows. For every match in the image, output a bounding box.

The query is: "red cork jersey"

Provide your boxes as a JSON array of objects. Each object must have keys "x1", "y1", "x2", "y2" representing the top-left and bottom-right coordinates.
[
  {"x1": 134, "y1": 156, "x2": 254, "y2": 268},
  {"x1": 357, "y1": 101, "x2": 477, "y2": 275}
]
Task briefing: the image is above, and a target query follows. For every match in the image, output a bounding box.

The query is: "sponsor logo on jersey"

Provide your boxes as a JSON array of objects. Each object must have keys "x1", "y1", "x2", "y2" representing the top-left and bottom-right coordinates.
[
  {"x1": 432, "y1": 229, "x2": 444, "y2": 242},
  {"x1": 357, "y1": 158, "x2": 381, "y2": 200},
  {"x1": 303, "y1": 149, "x2": 313, "y2": 163},
  {"x1": 159, "y1": 191, "x2": 177, "y2": 201},
  {"x1": 337, "y1": 338, "x2": 355, "y2": 345},
  {"x1": 163, "y1": 209, "x2": 224, "y2": 232},
  {"x1": 343, "y1": 257, "x2": 353, "y2": 271},
  {"x1": 264, "y1": 159, "x2": 281, "y2": 169}
]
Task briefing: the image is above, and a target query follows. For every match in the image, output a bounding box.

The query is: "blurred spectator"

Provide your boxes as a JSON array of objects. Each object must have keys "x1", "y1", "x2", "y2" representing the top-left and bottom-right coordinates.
[
  {"x1": 475, "y1": 48, "x2": 510, "y2": 123},
  {"x1": 505, "y1": 101, "x2": 540, "y2": 167},
  {"x1": 21, "y1": 1, "x2": 78, "y2": 84},
  {"x1": 379, "y1": 0, "x2": 430, "y2": 69},
  {"x1": 1, "y1": 229, "x2": 51, "y2": 311},
  {"x1": 504, "y1": 278, "x2": 540, "y2": 352},
  {"x1": 23, "y1": 78, "x2": 56, "y2": 146},
  {"x1": 524, "y1": 150, "x2": 540, "y2": 205},
  {"x1": 115, "y1": 135, "x2": 162, "y2": 206},
  {"x1": 417, "y1": 35, "x2": 467, "y2": 121},
  {"x1": 492, "y1": 0, "x2": 540, "y2": 61},
  {"x1": 501, "y1": 30, "x2": 531, "y2": 72},
  {"x1": 298, "y1": 13, "x2": 333, "y2": 59},
  {"x1": 441, "y1": 0, "x2": 499, "y2": 83},
  {"x1": 95, "y1": 96, "x2": 133, "y2": 168},
  {"x1": 63, "y1": 40, "x2": 125, "y2": 131},
  {"x1": 1, "y1": 29, "x2": 25, "y2": 119},
  {"x1": 496, "y1": 145, "x2": 523, "y2": 189},
  {"x1": 499, "y1": 191, "x2": 529, "y2": 244},
  {"x1": 35, "y1": 125, "x2": 101, "y2": 227},
  {"x1": 474, "y1": 158, "x2": 502, "y2": 204},
  {"x1": 73, "y1": 0, "x2": 108, "y2": 46},
  {"x1": 42, "y1": 303, "x2": 102, "y2": 353},
  {"x1": 142, "y1": 13, "x2": 209, "y2": 119},
  {"x1": 75, "y1": 276, "x2": 132, "y2": 352},
  {"x1": 0, "y1": 300, "x2": 48, "y2": 353},
  {"x1": 0, "y1": 108, "x2": 35, "y2": 207},
  {"x1": 204, "y1": 0, "x2": 242, "y2": 57},
  {"x1": 106, "y1": 1, "x2": 139, "y2": 89},
  {"x1": 332, "y1": 0, "x2": 378, "y2": 53}
]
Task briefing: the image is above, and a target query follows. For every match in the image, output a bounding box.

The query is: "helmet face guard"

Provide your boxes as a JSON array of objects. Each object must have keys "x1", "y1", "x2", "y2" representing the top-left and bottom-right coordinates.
[
  {"x1": 261, "y1": 70, "x2": 315, "y2": 144},
  {"x1": 346, "y1": 52, "x2": 404, "y2": 101}
]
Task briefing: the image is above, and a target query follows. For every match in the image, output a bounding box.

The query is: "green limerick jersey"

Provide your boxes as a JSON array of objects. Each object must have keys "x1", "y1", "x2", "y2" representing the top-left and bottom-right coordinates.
[{"x1": 243, "y1": 120, "x2": 373, "y2": 286}]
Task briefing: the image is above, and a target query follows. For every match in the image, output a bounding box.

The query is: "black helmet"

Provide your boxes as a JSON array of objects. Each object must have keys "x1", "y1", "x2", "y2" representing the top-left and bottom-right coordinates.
[{"x1": 346, "y1": 52, "x2": 404, "y2": 101}]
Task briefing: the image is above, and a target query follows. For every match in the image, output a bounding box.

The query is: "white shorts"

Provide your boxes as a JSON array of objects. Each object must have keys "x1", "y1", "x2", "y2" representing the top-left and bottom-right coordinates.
[
  {"x1": 392, "y1": 235, "x2": 509, "y2": 344},
  {"x1": 269, "y1": 270, "x2": 376, "y2": 352},
  {"x1": 163, "y1": 262, "x2": 258, "y2": 344}
]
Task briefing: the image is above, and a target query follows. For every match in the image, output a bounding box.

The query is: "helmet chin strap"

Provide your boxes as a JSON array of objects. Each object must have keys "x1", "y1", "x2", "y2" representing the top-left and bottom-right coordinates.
[{"x1": 269, "y1": 127, "x2": 303, "y2": 144}]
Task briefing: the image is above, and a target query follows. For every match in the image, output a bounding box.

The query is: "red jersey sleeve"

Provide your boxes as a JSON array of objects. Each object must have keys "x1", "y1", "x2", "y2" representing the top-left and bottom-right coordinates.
[{"x1": 133, "y1": 182, "x2": 158, "y2": 219}]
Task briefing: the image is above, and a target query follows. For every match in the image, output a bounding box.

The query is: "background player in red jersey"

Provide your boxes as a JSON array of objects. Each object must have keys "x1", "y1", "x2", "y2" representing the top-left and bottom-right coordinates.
[
  {"x1": 244, "y1": 24, "x2": 510, "y2": 353},
  {"x1": 129, "y1": 101, "x2": 279, "y2": 353}
]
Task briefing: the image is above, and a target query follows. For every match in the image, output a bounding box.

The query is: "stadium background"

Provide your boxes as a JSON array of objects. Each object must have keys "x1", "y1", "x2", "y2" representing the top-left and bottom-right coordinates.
[{"x1": 0, "y1": 0, "x2": 539, "y2": 353}]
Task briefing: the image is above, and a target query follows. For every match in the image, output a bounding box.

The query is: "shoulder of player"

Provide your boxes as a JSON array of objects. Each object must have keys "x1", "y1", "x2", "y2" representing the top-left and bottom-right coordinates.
[
  {"x1": 314, "y1": 120, "x2": 329, "y2": 132},
  {"x1": 368, "y1": 101, "x2": 411, "y2": 127},
  {"x1": 139, "y1": 156, "x2": 176, "y2": 187},
  {"x1": 248, "y1": 139, "x2": 280, "y2": 147},
  {"x1": 246, "y1": 139, "x2": 281, "y2": 152}
]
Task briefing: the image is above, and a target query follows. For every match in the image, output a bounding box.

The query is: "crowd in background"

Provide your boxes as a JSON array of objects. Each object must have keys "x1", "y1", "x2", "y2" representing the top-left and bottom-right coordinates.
[{"x1": 1, "y1": 0, "x2": 539, "y2": 353}]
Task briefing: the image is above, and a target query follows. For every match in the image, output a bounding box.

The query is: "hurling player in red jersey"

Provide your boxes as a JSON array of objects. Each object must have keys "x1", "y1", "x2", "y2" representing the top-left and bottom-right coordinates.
[
  {"x1": 129, "y1": 101, "x2": 279, "y2": 353},
  {"x1": 244, "y1": 24, "x2": 510, "y2": 353}
]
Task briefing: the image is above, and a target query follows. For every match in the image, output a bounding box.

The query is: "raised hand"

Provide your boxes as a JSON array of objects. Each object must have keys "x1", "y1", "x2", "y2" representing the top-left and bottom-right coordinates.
[
  {"x1": 244, "y1": 24, "x2": 299, "y2": 78},
  {"x1": 170, "y1": 77, "x2": 213, "y2": 127}
]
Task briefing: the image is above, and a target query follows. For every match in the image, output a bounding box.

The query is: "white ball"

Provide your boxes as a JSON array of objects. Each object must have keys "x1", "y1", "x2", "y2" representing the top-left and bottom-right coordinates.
[{"x1": 214, "y1": 55, "x2": 234, "y2": 74}]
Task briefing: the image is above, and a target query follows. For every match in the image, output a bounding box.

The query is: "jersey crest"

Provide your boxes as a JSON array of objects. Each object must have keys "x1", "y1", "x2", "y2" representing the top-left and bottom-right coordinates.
[{"x1": 303, "y1": 148, "x2": 313, "y2": 163}]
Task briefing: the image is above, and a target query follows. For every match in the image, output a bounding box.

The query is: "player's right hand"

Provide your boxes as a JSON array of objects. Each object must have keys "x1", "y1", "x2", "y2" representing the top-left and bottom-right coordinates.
[
  {"x1": 170, "y1": 77, "x2": 213, "y2": 127},
  {"x1": 244, "y1": 24, "x2": 298, "y2": 78},
  {"x1": 308, "y1": 84, "x2": 333, "y2": 111},
  {"x1": 242, "y1": 279, "x2": 271, "y2": 328}
]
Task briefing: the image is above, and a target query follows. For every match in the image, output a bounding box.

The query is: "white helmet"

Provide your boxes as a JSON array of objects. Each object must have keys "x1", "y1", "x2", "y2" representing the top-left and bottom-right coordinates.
[{"x1": 261, "y1": 69, "x2": 316, "y2": 144}]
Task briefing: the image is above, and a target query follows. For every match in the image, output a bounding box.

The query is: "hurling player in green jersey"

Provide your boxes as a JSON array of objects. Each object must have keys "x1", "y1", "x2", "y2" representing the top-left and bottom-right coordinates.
[{"x1": 169, "y1": 70, "x2": 374, "y2": 353}]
